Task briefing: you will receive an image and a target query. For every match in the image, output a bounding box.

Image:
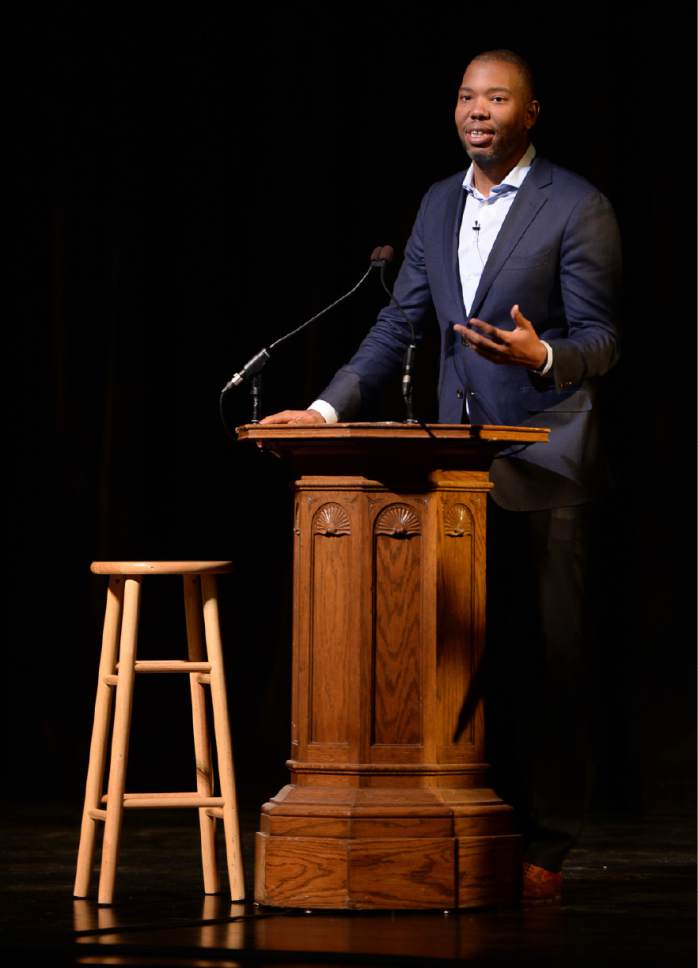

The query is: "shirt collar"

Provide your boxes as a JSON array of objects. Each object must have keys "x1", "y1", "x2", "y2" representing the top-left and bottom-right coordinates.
[{"x1": 463, "y1": 143, "x2": 537, "y2": 197}]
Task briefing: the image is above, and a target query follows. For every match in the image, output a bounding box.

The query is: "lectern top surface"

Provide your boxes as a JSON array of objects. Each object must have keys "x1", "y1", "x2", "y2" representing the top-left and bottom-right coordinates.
[{"x1": 236, "y1": 422, "x2": 549, "y2": 444}]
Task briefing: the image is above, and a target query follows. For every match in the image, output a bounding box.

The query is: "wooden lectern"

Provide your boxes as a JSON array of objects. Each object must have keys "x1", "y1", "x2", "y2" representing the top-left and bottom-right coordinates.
[{"x1": 236, "y1": 423, "x2": 548, "y2": 910}]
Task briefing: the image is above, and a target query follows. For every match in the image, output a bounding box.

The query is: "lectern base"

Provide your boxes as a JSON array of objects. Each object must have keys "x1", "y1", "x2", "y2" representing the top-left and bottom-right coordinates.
[{"x1": 254, "y1": 785, "x2": 521, "y2": 910}]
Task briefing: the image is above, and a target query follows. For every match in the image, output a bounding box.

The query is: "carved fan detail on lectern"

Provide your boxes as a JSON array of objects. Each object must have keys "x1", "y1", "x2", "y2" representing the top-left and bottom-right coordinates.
[
  {"x1": 375, "y1": 504, "x2": 421, "y2": 539},
  {"x1": 313, "y1": 503, "x2": 351, "y2": 537}
]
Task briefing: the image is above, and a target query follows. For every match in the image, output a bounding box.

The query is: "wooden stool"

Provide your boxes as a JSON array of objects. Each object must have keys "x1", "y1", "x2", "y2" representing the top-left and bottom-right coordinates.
[{"x1": 74, "y1": 561, "x2": 244, "y2": 905}]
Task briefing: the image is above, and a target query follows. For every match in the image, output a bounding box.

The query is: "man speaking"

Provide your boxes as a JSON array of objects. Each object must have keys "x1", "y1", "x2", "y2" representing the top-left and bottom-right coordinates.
[{"x1": 261, "y1": 49, "x2": 622, "y2": 900}]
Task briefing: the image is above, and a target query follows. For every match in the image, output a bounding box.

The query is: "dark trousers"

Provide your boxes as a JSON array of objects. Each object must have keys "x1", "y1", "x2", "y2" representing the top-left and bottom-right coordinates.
[{"x1": 485, "y1": 501, "x2": 595, "y2": 873}]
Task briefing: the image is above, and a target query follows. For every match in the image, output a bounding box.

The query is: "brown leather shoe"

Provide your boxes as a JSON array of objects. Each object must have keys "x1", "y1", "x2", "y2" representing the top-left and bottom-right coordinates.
[{"x1": 522, "y1": 862, "x2": 563, "y2": 900}]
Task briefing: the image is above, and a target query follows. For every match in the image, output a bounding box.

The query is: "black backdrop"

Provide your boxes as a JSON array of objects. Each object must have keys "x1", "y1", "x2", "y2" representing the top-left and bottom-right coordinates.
[{"x1": 10, "y1": 3, "x2": 695, "y2": 816}]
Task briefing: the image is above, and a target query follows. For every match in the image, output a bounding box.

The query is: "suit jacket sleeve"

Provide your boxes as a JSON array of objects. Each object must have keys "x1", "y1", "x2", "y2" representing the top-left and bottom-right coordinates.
[
  {"x1": 548, "y1": 189, "x2": 622, "y2": 390},
  {"x1": 318, "y1": 186, "x2": 436, "y2": 419}
]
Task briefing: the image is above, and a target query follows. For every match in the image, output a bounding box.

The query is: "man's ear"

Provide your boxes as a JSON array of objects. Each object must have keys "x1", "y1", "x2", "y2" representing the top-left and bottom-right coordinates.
[{"x1": 526, "y1": 99, "x2": 541, "y2": 130}]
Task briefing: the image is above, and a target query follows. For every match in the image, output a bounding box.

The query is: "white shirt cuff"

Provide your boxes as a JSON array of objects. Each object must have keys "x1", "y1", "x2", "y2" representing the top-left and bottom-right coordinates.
[
  {"x1": 532, "y1": 340, "x2": 553, "y2": 376},
  {"x1": 309, "y1": 399, "x2": 338, "y2": 424}
]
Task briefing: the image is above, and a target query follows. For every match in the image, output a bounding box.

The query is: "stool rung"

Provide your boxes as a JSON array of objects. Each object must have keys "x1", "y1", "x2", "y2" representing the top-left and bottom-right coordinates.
[
  {"x1": 105, "y1": 661, "x2": 212, "y2": 684},
  {"x1": 131, "y1": 660, "x2": 213, "y2": 673},
  {"x1": 205, "y1": 807, "x2": 224, "y2": 819},
  {"x1": 100, "y1": 792, "x2": 225, "y2": 809},
  {"x1": 88, "y1": 808, "x2": 107, "y2": 821}
]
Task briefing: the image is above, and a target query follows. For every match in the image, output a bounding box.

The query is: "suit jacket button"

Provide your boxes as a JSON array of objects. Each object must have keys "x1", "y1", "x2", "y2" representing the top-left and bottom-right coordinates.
[{"x1": 456, "y1": 389, "x2": 464, "y2": 399}]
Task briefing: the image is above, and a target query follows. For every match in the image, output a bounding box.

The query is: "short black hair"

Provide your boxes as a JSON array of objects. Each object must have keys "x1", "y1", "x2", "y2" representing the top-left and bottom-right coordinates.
[{"x1": 468, "y1": 49, "x2": 536, "y2": 100}]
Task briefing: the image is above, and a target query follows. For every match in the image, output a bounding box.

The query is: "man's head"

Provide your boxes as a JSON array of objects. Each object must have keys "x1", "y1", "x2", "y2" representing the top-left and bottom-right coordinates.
[{"x1": 455, "y1": 50, "x2": 540, "y2": 175}]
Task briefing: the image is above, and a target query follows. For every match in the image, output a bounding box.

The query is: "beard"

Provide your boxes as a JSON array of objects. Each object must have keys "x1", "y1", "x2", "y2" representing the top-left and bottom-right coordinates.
[{"x1": 461, "y1": 129, "x2": 529, "y2": 170}]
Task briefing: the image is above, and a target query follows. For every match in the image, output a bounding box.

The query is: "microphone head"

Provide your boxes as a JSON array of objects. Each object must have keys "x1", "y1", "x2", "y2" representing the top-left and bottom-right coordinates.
[{"x1": 370, "y1": 244, "x2": 394, "y2": 267}]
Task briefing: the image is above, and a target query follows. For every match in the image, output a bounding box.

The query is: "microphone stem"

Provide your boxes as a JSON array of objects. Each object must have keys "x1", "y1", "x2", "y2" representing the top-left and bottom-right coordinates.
[
  {"x1": 402, "y1": 342, "x2": 418, "y2": 424},
  {"x1": 250, "y1": 373, "x2": 262, "y2": 424},
  {"x1": 380, "y1": 264, "x2": 419, "y2": 424}
]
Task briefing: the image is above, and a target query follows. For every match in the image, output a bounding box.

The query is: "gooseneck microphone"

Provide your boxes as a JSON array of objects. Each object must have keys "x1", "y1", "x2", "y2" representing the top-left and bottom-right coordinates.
[
  {"x1": 269, "y1": 246, "x2": 394, "y2": 355},
  {"x1": 222, "y1": 246, "x2": 394, "y2": 395},
  {"x1": 220, "y1": 246, "x2": 395, "y2": 423},
  {"x1": 223, "y1": 347, "x2": 271, "y2": 390}
]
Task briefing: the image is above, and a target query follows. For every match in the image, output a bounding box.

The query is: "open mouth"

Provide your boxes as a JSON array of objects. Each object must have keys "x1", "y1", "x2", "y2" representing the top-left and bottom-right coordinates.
[{"x1": 466, "y1": 128, "x2": 495, "y2": 145}]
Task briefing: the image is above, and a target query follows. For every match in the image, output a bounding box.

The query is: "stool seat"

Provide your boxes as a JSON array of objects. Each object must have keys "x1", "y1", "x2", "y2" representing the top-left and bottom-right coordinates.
[
  {"x1": 75, "y1": 562, "x2": 244, "y2": 904},
  {"x1": 90, "y1": 561, "x2": 233, "y2": 575}
]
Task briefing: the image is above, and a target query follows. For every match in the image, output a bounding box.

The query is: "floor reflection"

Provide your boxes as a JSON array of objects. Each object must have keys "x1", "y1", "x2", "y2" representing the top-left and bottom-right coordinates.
[
  {"x1": 73, "y1": 895, "x2": 247, "y2": 966},
  {"x1": 72, "y1": 892, "x2": 570, "y2": 965},
  {"x1": 2, "y1": 808, "x2": 693, "y2": 968}
]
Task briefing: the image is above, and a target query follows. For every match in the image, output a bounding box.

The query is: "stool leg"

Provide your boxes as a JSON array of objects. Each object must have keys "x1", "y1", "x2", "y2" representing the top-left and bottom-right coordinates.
[
  {"x1": 184, "y1": 574, "x2": 220, "y2": 895},
  {"x1": 201, "y1": 574, "x2": 245, "y2": 900},
  {"x1": 74, "y1": 577, "x2": 124, "y2": 898},
  {"x1": 97, "y1": 575, "x2": 141, "y2": 905}
]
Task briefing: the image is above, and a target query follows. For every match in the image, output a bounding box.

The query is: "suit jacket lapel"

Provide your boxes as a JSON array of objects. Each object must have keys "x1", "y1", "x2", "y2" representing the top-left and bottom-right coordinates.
[
  {"x1": 446, "y1": 175, "x2": 469, "y2": 319},
  {"x1": 468, "y1": 156, "x2": 552, "y2": 320}
]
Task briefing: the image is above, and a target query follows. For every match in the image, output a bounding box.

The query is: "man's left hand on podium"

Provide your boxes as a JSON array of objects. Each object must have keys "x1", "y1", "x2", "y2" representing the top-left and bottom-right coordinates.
[{"x1": 259, "y1": 409, "x2": 326, "y2": 425}]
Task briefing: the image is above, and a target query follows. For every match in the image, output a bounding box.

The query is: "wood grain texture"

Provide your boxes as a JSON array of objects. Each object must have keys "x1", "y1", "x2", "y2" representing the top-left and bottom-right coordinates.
[
  {"x1": 348, "y1": 838, "x2": 455, "y2": 909},
  {"x1": 256, "y1": 834, "x2": 349, "y2": 907},
  {"x1": 309, "y1": 504, "x2": 352, "y2": 745},
  {"x1": 237, "y1": 426, "x2": 546, "y2": 909},
  {"x1": 236, "y1": 423, "x2": 549, "y2": 480},
  {"x1": 436, "y1": 496, "x2": 485, "y2": 763},
  {"x1": 257, "y1": 784, "x2": 519, "y2": 908},
  {"x1": 372, "y1": 504, "x2": 423, "y2": 747},
  {"x1": 457, "y1": 834, "x2": 521, "y2": 908}
]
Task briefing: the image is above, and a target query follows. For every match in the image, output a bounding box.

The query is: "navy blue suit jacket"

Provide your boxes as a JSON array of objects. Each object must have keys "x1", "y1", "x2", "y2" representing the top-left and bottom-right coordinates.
[{"x1": 319, "y1": 155, "x2": 622, "y2": 510}]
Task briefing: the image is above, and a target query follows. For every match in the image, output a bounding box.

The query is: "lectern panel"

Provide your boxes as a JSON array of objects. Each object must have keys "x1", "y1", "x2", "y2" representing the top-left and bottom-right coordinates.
[
  {"x1": 436, "y1": 498, "x2": 483, "y2": 760},
  {"x1": 371, "y1": 504, "x2": 423, "y2": 747},
  {"x1": 309, "y1": 503, "x2": 354, "y2": 745}
]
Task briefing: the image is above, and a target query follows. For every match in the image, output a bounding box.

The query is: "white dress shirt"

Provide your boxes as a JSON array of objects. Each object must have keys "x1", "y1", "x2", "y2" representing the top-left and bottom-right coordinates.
[{"x1": 459, "y1": 143, "x2": 536, "y2": 314}]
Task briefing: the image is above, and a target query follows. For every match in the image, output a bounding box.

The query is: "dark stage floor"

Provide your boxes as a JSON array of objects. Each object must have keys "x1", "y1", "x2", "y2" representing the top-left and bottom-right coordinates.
[{"x1": 1, "y1": 804, "x2": 695, "y2": 967}]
